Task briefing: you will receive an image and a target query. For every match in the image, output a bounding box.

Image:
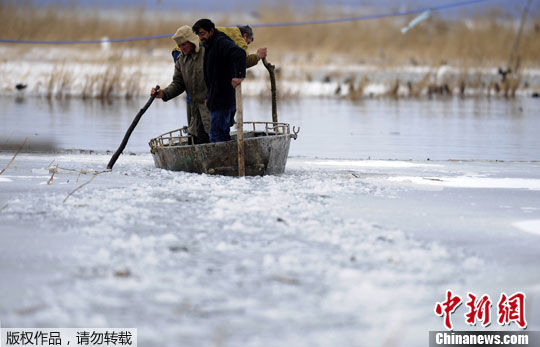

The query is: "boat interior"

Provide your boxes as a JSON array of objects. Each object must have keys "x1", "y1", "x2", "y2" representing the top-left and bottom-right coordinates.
[{"x1": 149, "y1": 121, "x2": 294, "y2": 149}]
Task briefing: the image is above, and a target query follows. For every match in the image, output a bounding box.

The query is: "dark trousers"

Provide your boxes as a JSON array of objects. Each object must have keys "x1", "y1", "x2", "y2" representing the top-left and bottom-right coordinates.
[
  {"x1": 186, "y1": 100, "x2": 210, "y2": 145},
  {"x1": 193, "y1": 130, "x2": 209, "y2": 144},
  {"x1": 210, "y1": 107, "x2": 236, "y2": 143}
]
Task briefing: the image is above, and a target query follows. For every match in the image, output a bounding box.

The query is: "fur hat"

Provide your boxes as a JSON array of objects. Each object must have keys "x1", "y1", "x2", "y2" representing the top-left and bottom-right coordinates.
[{"x1": 172, "y1": 25, "x2": 200, "y2": 51}]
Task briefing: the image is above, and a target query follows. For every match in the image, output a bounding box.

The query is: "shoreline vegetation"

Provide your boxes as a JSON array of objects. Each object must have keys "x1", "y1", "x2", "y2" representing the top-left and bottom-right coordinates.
[{"x1": 1, "y1": 3, "x2": 540, "y2": 99}]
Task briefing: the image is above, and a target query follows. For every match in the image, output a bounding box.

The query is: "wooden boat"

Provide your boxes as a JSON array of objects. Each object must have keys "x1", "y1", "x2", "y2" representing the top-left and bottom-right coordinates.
[{"x1": 149, "y1": 122, "x2": 298, "y2": 176}]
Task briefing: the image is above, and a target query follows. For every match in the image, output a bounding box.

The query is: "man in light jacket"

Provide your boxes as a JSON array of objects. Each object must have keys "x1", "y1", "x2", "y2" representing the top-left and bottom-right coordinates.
[{"x1": 152, "y1": 25, "x2": 210, "y2": 144}]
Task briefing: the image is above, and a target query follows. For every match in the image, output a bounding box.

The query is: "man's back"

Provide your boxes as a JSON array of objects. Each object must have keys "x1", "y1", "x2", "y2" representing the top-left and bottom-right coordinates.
[
  {"x1": 203, "y1": 29, "x2": 246, "y2": 111},
  {"x1": 217, "y1": 27, "x2": 248, "y2": 52}
]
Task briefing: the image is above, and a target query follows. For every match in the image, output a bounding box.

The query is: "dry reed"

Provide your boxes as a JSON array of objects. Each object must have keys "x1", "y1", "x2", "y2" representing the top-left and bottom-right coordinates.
[
  {"x1": 1, "y1": 3, "x2": 539, "y2": 67},
  {"x1": 97, "y1": 64, "x2": 122, "y2": 99},
  {"x1": 124, "y1": 70, "x2": 142, "y2": 99},
  {"x1": 63, "y1": 171, "x2": 107, "y2": 203},
  {"x1": 45, "y1": 64, "x2": 73, "y2": 99},
  {"x1": 47, "y1": 164, "x2": 58, "y2": 184},
  {"x1": 0, "y1": 137, "x2": 28, "y2": 175},
  {"x1": 2, "y1": 3, "x2": 539, "y2": 99}
]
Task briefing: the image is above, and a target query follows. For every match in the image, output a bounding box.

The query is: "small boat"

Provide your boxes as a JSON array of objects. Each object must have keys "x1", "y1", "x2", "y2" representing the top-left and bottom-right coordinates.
[
  {"x1": 148, "y1": 59, "x2": 298, "y2": 176},
  {"x1": 108, "y1": 60, "x2": 295, "y2": 174},
  {"x1": 149, "y1": 121, "x2": 298, "y2": 176}
]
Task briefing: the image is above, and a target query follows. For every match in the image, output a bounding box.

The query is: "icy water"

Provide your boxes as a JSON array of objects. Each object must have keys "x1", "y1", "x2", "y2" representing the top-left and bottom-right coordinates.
[
  {"x1": 1, "y1": 96, "x2": 539, "y2": 160},
  {"x1": 1, "y1": 96, "x2": 540, "y2": 347}
]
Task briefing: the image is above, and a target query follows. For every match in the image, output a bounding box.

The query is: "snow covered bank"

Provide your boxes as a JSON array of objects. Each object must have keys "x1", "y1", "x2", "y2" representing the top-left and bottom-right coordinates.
[{"x1": 2, "y1": 47, "x2": 540, "y2": 99}]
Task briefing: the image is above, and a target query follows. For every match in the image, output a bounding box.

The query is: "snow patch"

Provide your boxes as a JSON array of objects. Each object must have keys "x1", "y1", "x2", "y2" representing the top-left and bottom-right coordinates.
[
  {"x1": 388, "y1": 176, "x2": 540, "y2": 190},
  {"x1": 513, "y1": 220, "x2": 540, "y2": 236},
  {"x1": 304, "y1": 160, "x2": 440, "y2": 168}
]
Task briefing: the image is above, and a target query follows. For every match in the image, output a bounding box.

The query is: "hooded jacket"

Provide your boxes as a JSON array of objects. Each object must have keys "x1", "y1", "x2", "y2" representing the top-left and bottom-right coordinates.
[
  {"x1": 161, "y1": 26, "x2": 210, "y2": 134},
  {"x1": 217, "y1": 27, "x2": 260, "y2": 68},
  {"x1": 202, "y1": 29, "x2": 246, "y2": 112}
]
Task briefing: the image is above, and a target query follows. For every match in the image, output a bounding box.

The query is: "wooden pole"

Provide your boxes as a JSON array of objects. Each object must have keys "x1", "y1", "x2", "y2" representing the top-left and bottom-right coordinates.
[
  {"x1": 235, "y1": 84, "x2": 245, "y2": 177},
  {"x1": 107, "y1": 85, "x2": 159, "y2": 170},
  {"x1": 262, "y1": 58, "x2": 278, "y2": 126}
]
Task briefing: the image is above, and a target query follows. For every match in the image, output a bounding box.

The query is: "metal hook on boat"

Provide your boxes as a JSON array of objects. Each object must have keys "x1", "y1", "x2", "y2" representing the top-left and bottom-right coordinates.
[{"x1": 292, "y1": 126, "x2": 300, "y2": 139}]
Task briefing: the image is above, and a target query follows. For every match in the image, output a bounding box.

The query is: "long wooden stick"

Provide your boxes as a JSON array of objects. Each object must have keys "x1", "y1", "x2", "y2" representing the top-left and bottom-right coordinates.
[
  {"x1": 107, "y1": 85, "x2": 159, "y2": 170},
  {"x1": 236, "y1": 84, "x2": 245, "y2": 177},
  {"x1": 0, "y1": 137, "x2": 28, "y2": 175},
  {"x1": 262, "y1": 58, "x2": 278, "y2": 125}
]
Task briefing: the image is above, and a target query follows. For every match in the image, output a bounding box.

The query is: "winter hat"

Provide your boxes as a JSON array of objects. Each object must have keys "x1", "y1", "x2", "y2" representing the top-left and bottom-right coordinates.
[{"x1": 172, "y1": 25, "x2": 200, "y2": 51}]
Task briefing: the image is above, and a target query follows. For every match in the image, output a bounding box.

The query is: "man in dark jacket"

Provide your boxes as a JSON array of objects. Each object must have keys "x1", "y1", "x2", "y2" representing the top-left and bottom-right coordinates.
[{"x1": 192, "y1": 19, "x2": 247, "y2": 143}]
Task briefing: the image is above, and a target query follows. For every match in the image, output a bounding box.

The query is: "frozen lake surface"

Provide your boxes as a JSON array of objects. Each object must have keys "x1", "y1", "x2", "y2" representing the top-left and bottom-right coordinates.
[{"x1": 1, "y1": 96, "x2": 540, "y2": 346}]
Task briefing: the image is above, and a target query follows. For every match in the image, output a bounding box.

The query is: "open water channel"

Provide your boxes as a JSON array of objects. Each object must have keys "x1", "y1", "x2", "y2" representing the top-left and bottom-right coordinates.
[{"x1": 1, "y1": 96, "x2": 539, "y2": 160}]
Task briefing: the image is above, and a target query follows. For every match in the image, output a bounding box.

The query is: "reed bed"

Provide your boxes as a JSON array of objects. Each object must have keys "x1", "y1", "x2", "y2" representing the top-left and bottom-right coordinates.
[
  {"x1": 253, "y1": 5, "x2": 540, "y2": 67},
  {"x1": 1, "y1": 2, "x2": 539, "y2": 67},
  {"x1": 1, "y1": 2, "x2": 539, "y2": 99}
]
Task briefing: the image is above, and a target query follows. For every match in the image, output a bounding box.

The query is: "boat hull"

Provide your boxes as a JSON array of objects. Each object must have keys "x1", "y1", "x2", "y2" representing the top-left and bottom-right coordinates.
[{"x1": 150, "y1": 133, "x2": 293, "y2": 176}]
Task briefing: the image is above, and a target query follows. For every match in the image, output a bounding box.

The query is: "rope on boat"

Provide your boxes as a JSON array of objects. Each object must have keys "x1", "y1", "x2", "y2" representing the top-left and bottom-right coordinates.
[{"x1": 0, "y1": 0, "x2": 495, "y2": 44}]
